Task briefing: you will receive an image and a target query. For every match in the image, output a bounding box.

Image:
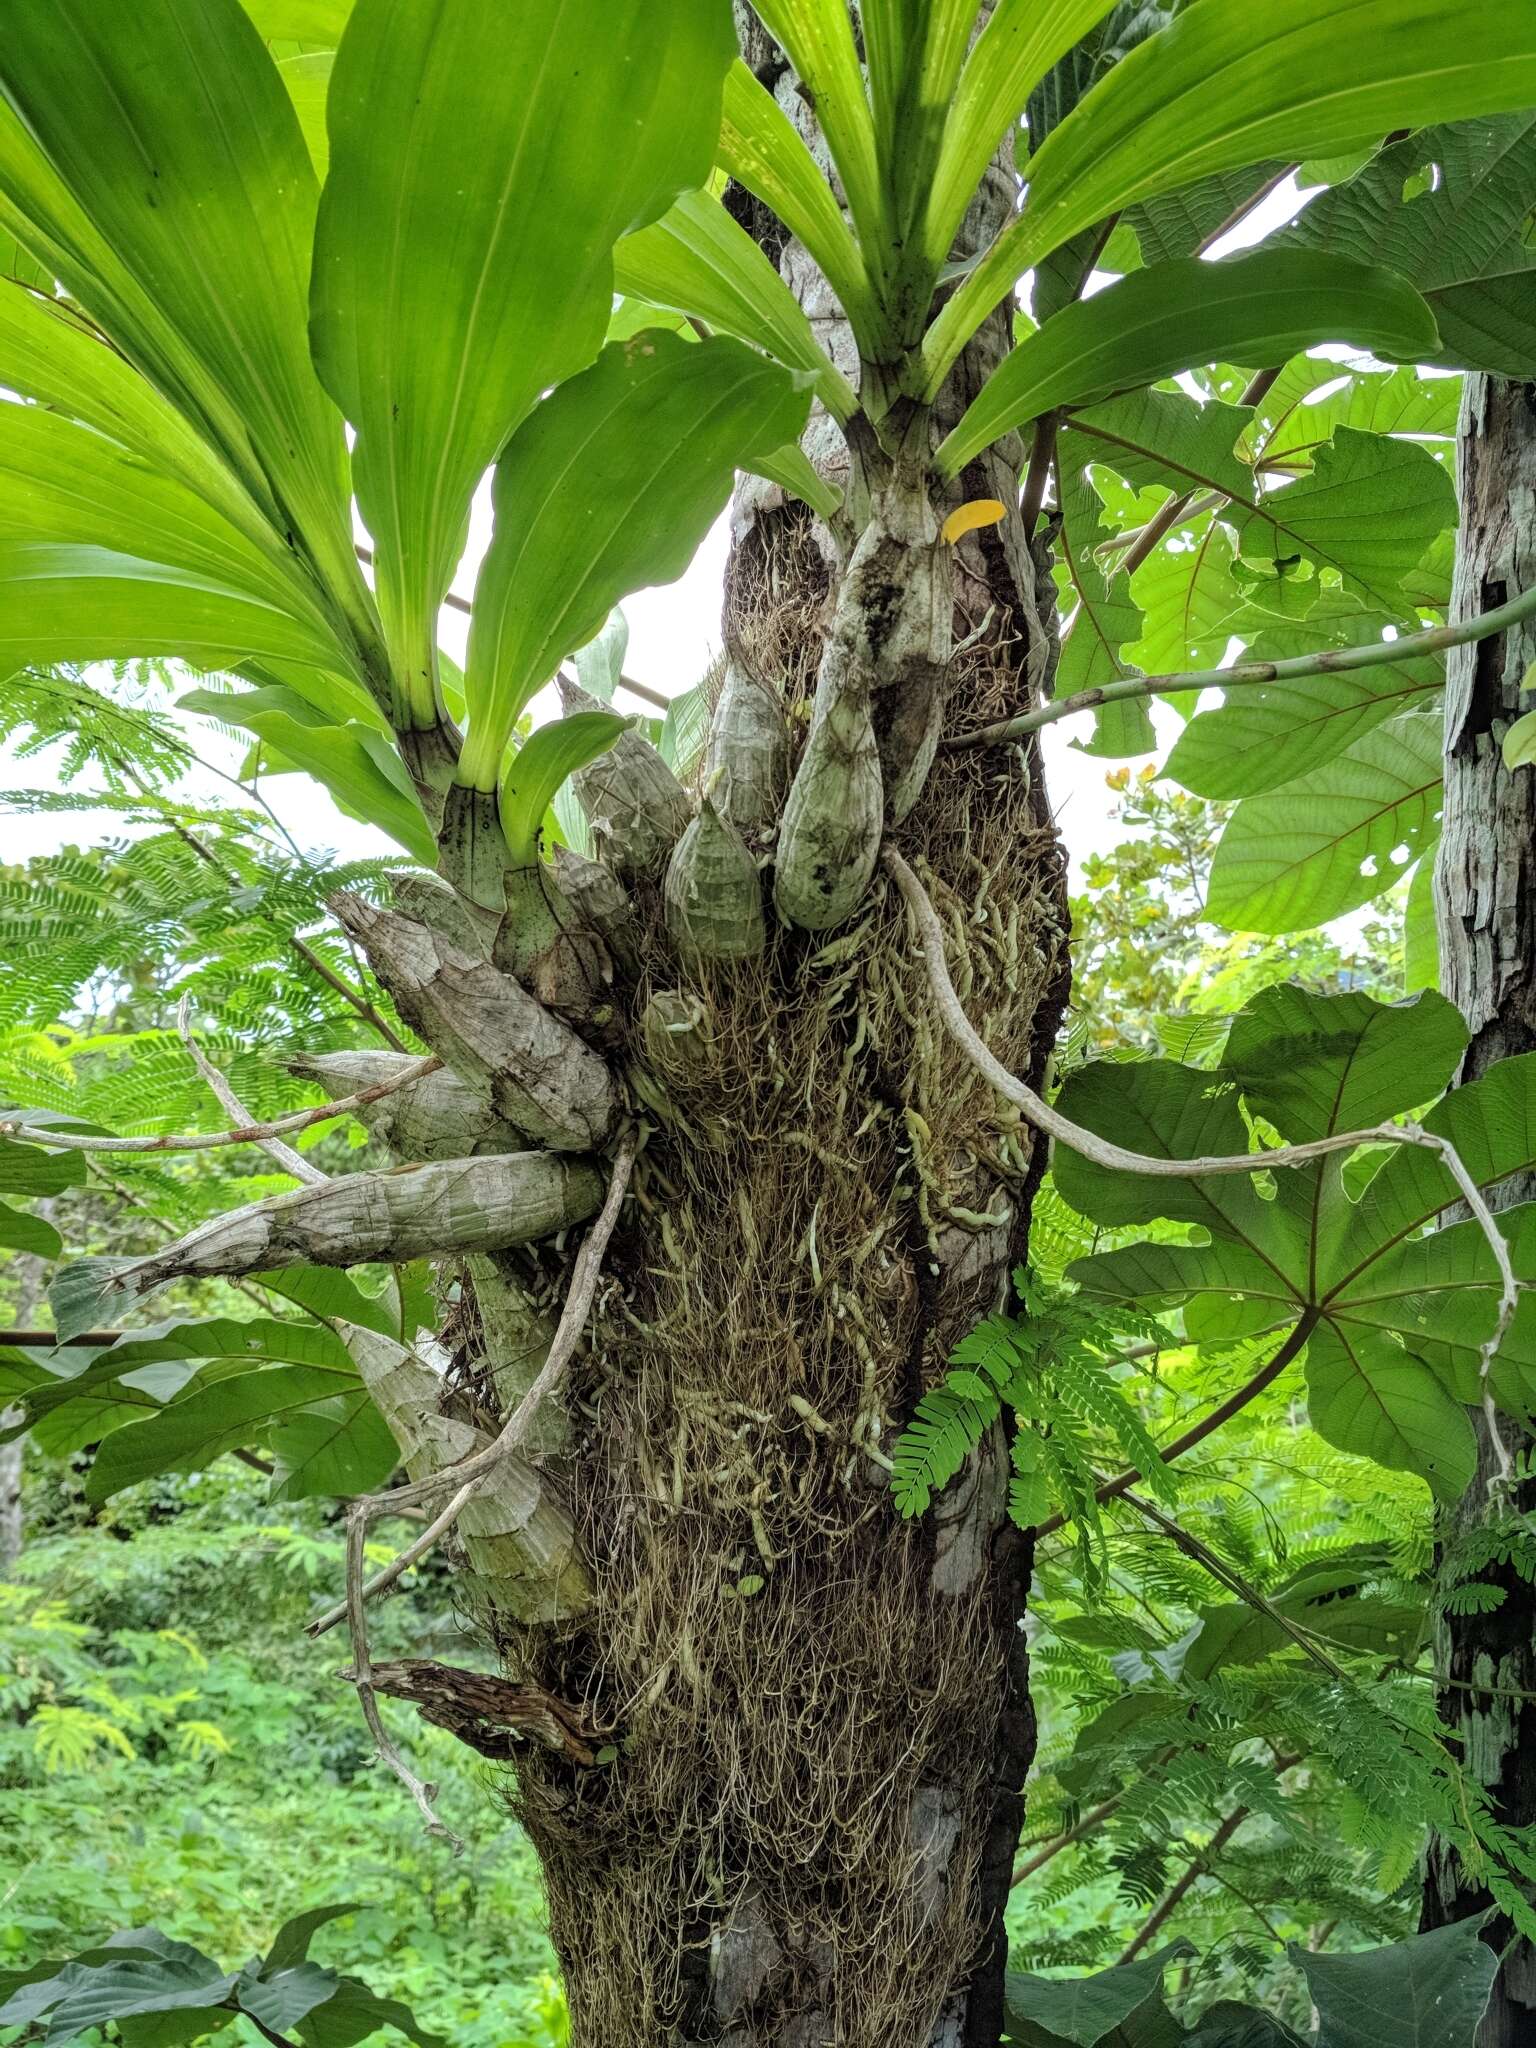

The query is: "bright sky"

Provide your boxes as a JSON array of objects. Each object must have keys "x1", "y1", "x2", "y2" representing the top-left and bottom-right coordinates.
[{"x1": 3, "y1": 175, "x2": 1321, "y2": 885}]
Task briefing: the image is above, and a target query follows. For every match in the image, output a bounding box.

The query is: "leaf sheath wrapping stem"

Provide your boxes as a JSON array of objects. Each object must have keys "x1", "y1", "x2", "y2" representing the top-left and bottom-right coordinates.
[
  {"x1": 78, "y1": 1153, "x2": 604, "y2": 1327},
  {"x1": 289, "y1": 1050, "x2": 528, "y2": 1160},
  {"x1": 330, "y1": 893, "x2": 616, "y2": 1150},
  {"x1": 342, "y1": 1323, "x2": 590, "y2": 1624}
]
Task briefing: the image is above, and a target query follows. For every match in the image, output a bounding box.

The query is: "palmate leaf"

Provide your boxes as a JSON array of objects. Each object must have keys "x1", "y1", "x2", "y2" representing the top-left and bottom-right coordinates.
[
  {"x1": 1060, "y1": 986, "x2": 1536, "y2": 1499},
  {"x1": 1124, "y1": 512, "x2": 1248, "y2": 678},
  {"x1": 1244, "y1": 359, "x2": 1460, "y2": 476},
  {"x1": 311, "y1": 0, "x2": 734, "y2": 711},
  {"x1": 936, "y1": 251, "x2": 1438, "y2": 478},
  {"x1": 1206, "y1": 704, "x2": 1443, "y2": 933},
  {"x1": 1282, "y1": 114, "x2": 1536, "y2": 380},
  {"x1": 1295, "y1": 1914, "x2": 1498, "y2": 2048},
  {"x1": 1053, "y1": 464, "x2": 1152, "y2": 757},
  {"x1": 1067, "y1": 388, "x2": 1255, "y2": 505},
  {"x1": 1234, "y1": 428, "x2": 1457, "y2": 613},
  {"x1": 457, "y1": 331, "x2": 810, "y2": 789},
  {"x1": 923, "y1": 0, "x2": 1536, "y2": 395},
  {"x1": 1004, "y1": 1940, "x2": 1193, "y2": 2047}
]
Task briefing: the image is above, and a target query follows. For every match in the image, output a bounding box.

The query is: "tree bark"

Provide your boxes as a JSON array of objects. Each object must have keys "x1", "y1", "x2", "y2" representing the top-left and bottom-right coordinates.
[
  {"x1": 1422, "y1": 372, "x2": 1536, "y2": 2042},
  {"x1": 0, "y1": 1249, "x2": 46, "y2": 1572},
  {"x1": 463, "y1": 16, "x2": 1066, "y2": 2042}
]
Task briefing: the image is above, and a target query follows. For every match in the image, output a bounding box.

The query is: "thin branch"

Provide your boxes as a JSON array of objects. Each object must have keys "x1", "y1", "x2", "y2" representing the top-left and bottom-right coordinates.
[
  {"x1": 1021, "y1": 411, "x2": 1059, "y2": 539},
  {"x1": 2, "y1": 1055, "x2": 442, "y2": 1160},
  {"x1": 308, "y1": 1129, "x2": 638, "y2": 1643},
  {"x1": 944, "y1": 577, "x2": 1536, "y2": 754},
  {"x1": 2, "y1": 1330, "x2": 126, "y2": 1347},
  {"x1": 884, "y1": 848, "x2": 1521, "y2": 1421},
  {"x1": 1118, "y1": 1805, "x2": 1250, "y2": 1964},
  {"x1": 1012, "y1": 1786, "x2": 1134, "y2": 1888},
  {"x1": 1034, "y1": 1318, "x2": 1315, "y2": 1539},
  {"x1": 178, "y1": 997, "x2": 325, "y2": 1185},
  {"x1": 115, "y1": 758, "x2": 411, "y2": 1052},
  {"x1": 343, "y1": 1497, "x2": 462, "y2": 1848}
]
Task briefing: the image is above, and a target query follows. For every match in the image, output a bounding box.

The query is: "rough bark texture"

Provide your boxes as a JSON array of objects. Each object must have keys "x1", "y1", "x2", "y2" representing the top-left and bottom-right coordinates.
[
  {"x1": 436, "y1": 13, "x2": 1070, "y2": 2042},
  {"x1": 2, "y1": 1251, "x2": 48, "y2": 1568},
  {"x1": 305, "y1": 11, "x2": 1070, "y2": 2039},
  {"x1": 1422, "y1": 372, "x2": 1536, "y2": 2042}
]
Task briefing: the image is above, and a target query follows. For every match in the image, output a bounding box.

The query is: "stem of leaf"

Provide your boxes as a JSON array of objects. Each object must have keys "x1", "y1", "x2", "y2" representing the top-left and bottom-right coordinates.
[
  {"x1": 944, "y1": 577, "x2": 1536, "y2": 753},
  {"x1": 1033, "y1": 1316, "x2": 1316, "y2": 1538}
]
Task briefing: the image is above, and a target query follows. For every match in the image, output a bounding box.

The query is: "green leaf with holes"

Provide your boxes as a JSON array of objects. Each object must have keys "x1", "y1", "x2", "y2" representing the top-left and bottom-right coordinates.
[{"x1": 1206, "y1": 705, "x2": 1443, "y2": 933}]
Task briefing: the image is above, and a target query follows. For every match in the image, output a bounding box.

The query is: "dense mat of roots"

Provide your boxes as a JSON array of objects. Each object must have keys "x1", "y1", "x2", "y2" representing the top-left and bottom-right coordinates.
[{"x1": 484, "y1": 759, "x2": 1062, "y2": 2042}]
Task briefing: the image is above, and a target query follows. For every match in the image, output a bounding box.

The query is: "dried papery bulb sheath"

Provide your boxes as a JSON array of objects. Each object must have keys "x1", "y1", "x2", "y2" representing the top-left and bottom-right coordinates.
[
  {"x1": 84, "y1": 1152, "x2": 604, "y2": 1319},
  {"x1": 560, "y1": 675, "x2": 690, "y2": 875},
  {"x1": 664, "y1": 795, "x2": 766, "y2": 962},
  {"x1": 773, "y1": 680, "x2": 884, "y2": 931},
  {"x1": 703, "y1": 653, "x2": 788, "y2": 832},
  {"x1": 332, "y1": 893, "x2": 616, "y2": 1150},
  {"x1": 289, "y1": 1050, "x2": 528, "y2": 1160}
]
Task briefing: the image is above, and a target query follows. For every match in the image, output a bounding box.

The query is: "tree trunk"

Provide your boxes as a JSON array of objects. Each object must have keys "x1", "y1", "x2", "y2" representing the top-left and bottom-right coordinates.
[
  {"x1": 462, "y1": 20, "x2": 1067, "y2": 2043},
  {"x1": 0, "y1": 1249, "x2": 46, "y2": 1572},
  {"x1": 1421, "y1": 372, "x2": 1536, "y2": 2042}
]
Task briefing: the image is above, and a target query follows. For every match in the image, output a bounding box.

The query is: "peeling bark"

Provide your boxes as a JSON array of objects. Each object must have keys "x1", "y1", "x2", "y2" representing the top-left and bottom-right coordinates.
[{"x1": 1423, "y1": 373, "x2": 1536, "y2": 2042}]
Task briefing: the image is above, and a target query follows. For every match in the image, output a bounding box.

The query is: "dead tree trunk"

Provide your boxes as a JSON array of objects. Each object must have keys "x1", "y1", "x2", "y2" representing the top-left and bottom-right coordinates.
[{"x1": 1422, "y1": 372, "x2": 1536, "y2": 2043}]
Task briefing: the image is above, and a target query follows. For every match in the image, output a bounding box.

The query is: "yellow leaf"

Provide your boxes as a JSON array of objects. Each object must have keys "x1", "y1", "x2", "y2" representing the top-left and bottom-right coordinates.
[{"x1": 941, "y1": 498, "x2": 1007, "y2": 545}]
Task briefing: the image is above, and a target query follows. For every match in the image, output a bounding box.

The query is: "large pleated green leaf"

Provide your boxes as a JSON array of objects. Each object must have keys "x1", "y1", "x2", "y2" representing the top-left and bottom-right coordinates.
[
  {"x1": 1062, "y1": 988, "x2": 1536, "y2": 1495},
  {"x1": 936, "y1": 250, "x2": 1438, "y2": 477},
  {"x1": 922, "y1": 0, "x2": 1120, "y2": 303},
  {"x1": 861, "y1": 0, "x2": 978, "y2": 271},
  {"x1": 0, "y1": 0, "x2": 363, "y2": 626},
  {"x1": 923, "y1": 0, "x2": 1536, "y2": 396},
  {"x1": 0, "y1": 289, "x2": 297, "y2": 583},
  {"x1": 1207, "y1": 706, "x2": 1444, "y2": 934},
  {"x1": 0, "y1": 406, "x2": 338, "y2": 640},
  {"x1": 310, "y1": 0, "x2": 734, "y2": 725},
  {"x1": 458, "y1": 332, "x2": 811, "y2": 790},
  {"x1": 613, "y1": 189, "x2": 856, "y2": 423},
  {"x1": 178, "y1": 684, "x2": 436, "y2": 861},
  {"x1": 747, "y1": 0, "x2": 883, "y2": 262}
]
